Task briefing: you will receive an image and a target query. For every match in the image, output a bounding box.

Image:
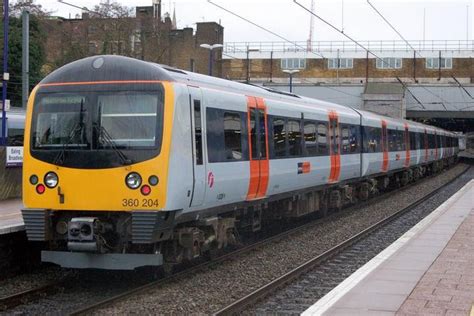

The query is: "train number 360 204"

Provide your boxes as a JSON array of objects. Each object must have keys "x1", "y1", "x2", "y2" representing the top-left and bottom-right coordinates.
[{"x1": 122, "y1": 198, "x2": 159, "y2": 208}]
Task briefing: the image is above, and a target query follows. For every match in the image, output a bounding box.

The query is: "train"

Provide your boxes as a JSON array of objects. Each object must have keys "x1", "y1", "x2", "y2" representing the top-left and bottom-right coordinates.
[
  {"x1": 0, "y1": 109, "x2": 25, "y2": 146},
  {"x1": 21, "y1": 55, "x2": 459, "y2": 270}
]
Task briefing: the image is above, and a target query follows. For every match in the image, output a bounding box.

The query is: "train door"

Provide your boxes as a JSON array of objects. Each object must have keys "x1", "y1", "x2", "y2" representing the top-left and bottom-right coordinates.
[
  {"x1": 246, "y1": 96, "x2": 269, "y2": 200},
  {"x1": 381, "y1": 120, "x2": 389, "y2": 172},
  {"x1": 328, "y1": 111, "x2": 340, "y2": 183},
  {"x1": 189, "y1": 86, "x2": 206, "y2": 207},
  {"x1": 404, "y1": 123, "x2": 410, "y2": 168}
]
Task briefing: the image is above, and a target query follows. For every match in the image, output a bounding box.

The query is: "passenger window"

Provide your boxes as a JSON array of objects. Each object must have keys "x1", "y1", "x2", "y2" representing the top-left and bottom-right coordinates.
[
  {"x1": 273, "y1": 118, "x2": 286, "y2": 158},
  {"x1": 349, "y1": 125, "x2": 359, "y2": 153},
  {"x1": 317, "y1": 123, "x2": 328, "y2": 154},
  {"x1": 341, "y1": 126, "x2": 350, "y2": 153},
  {"x1": 287, "y1": 119, "x2": 302, "y2": 156},
  {"x1": 304, "y1": 121, "x2": 318, "y2": 156},
  {"x1": 367, "y1": 127, "x2": 382, "y2": 153},
  {"x1": 223, "y1": 112, "x2": 243, "y2": 160}
]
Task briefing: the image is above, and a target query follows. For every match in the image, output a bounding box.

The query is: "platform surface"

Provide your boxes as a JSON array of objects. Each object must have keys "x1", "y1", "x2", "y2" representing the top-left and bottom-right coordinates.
[
  {"x1": 304, "y1": 180, "x2": 474, "y2": 316},
  {"x1": 0, "y1": 198, "x2": 24, "y2": 235}
]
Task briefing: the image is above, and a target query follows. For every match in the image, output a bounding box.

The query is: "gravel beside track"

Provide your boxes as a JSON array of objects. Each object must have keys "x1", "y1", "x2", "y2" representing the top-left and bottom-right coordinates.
[
  {"x1": 2, "y1": 164, "x2": 468, "y2": 315},
  {"x1": 0, "y1": 267, "x2": 66, "y2": 298},
  {"x1": 91, "y1": 164, "x2": 470, "y2": 315},
  {"x1": 248, "y1": 166, "x2": 474, "y2": 314}
]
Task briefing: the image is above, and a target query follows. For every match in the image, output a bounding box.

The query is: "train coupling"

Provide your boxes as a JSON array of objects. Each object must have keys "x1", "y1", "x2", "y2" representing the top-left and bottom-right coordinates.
[{"x1": 67, "y1": 217, "x2": 111, "y2": 253}]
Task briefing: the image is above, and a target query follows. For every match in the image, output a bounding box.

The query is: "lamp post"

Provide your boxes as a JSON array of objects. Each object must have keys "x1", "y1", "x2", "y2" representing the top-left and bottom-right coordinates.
[
  {"x1": 246, "y1": 46, "x2": 259, "y2": 83},
  {"x1": 199, "y1": 43, "x2": 223, "y2": 76},
  {"x1": 282, "y1": 69, "x2": 300, "y2": 93}
]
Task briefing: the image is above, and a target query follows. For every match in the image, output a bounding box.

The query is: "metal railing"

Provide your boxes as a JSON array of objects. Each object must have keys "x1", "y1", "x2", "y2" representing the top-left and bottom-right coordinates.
[{"x1": 224, "y1": 40, "x2": 474, "y2": 54}]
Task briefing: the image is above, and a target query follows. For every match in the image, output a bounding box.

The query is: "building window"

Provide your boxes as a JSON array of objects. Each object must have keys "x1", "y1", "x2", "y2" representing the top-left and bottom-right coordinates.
[
  {"x1": 426, "y1": 57, "x2": 452, "y2": 69},
  {"x1": 88, "y1": 42, "x2": 97, "y2": 54},
  {"x1": 328, "y1": 58, "x2": 353, "y2": 69},
  {"x1": 376, "y1": 57, "x2": 402, "y2": 69},
  {"x1": 281, "y1": 58, "x2": 306, "y2": 70}
]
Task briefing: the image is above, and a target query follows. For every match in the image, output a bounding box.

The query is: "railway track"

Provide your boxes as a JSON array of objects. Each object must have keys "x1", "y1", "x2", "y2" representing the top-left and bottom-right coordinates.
[
  {"x1": 0, "y1": 279, "x2": 68, "y2": 311},
  {"x1": 66, "y1": 165, "x2": 470, "y2": 315},
  {"x1": 214, "y1": 166, "x2": 471, "y2": 315}
]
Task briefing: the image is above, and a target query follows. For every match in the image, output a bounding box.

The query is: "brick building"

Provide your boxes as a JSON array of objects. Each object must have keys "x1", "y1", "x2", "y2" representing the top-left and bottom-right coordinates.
[
  {"x1": 221, "y1": 41, "x2": 474, "y2": 84},
  {"x1": 219, "y1": 41, "x2": 474, "y2": 126},
  {"x1": 39, "y1": 1, "x2": 224, "y2": 76}
]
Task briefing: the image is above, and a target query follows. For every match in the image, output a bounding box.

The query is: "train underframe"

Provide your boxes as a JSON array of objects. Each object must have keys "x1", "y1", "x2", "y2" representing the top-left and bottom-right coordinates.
[{"x1": 26, "y1": 156, "x2": 457, "y2": 270}]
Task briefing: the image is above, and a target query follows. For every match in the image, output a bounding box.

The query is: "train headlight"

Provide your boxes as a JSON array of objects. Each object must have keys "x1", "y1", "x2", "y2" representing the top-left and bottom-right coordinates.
[
  {"x1": 44, "y1": 172, "x2": 59, "y2": 188},
  {"x1": 125, "y1": 172, "x2": 142, "y2": 189}
]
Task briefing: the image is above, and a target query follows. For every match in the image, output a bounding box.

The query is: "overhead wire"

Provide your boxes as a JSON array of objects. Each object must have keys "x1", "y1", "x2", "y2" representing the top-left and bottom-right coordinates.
[
  {"x1": 293, "y1": 0, "x2": 458, "y2": 112},
  {"x1": 207, "y1": 0, "x2": 325, "y2": 58},
  {"x1": 364, "y1": 0, "x2": 459, "y2": 110}
]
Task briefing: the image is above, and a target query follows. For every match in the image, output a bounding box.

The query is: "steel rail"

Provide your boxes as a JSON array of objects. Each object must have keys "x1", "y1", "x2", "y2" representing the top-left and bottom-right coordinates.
[
  {"x1": 0, "y1": 279, "x2": 69, "y2": 311},
  {"x1": 68, "y1": 164, "x2": 469, "y2": 316},
  {"x1": 213, "y1": 166, "x2": 470, "y2": 315}
]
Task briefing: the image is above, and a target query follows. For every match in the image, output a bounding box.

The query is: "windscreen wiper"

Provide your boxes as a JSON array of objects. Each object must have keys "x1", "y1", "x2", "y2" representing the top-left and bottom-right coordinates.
[
  {"x1": 96, "y1": 124, "x2": 132, "y2": 166},
  {"x1": 95, "y1": 103, "x2": 132, "y2": 166},
  {"x1": 53, "y1": 99, "x2": 87, "y2": 165}
]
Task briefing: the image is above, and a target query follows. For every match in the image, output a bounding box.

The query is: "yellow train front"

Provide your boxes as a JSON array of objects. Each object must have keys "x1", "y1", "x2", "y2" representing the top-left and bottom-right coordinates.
[{"x1": 22, "y1": 56, "x2": 176, "y2": 270}]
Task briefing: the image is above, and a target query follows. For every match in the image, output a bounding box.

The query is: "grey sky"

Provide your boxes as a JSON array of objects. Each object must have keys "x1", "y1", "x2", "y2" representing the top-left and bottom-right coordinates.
[{"x1": 38, "y1": 0, "x2": 473, "y2": 43}]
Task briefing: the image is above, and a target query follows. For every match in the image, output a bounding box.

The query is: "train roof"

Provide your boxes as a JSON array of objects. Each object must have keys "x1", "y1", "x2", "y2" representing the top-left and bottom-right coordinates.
[{"x1": 40, "y1": 55, "x2": 457, "y2": 137}]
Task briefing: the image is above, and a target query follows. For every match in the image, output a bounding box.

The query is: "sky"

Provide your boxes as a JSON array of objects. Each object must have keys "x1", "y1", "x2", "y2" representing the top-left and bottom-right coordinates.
[{"x1": 37, "y1": 0, "x2": 474, "y2": 43}]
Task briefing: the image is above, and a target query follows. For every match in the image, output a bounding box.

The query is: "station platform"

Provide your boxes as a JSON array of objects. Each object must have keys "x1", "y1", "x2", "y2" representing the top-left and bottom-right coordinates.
[
  {"x1": 0, "y1": 198, "x2": 24, "y2": 235},
  {"x1": 304, "y1": 180, "x2": 474, "y2": 316}
]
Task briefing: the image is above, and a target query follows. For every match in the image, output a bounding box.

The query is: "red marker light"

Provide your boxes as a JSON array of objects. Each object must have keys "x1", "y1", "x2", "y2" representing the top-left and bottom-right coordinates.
[
  {"x1": 36, "y1": 184, "x2": 46, "y2": 194},
  {"x1": 141, "y1": 185, "x2": 151, "y2": 196}
]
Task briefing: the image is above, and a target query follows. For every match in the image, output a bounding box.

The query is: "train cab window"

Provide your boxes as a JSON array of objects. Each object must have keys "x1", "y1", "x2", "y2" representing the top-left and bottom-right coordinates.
[
  {"x1": 341, "y1": 126, "x2": 350, "y2": 153},
  {"x1": 193, "y1": 100, "x2": 203, "y2": 165},
  {"x1": 98, "y1": 94, "x2": 160, "y2": 148},
  {"x1": 304, "y1": 121, "x2": 318, "y2": 156},
  {"x1": 223, "y1": 112, "x2": 243, "y2": 160},
  {"x1": 317, "y1": 123, "x2": 328, "y2": 154},
  {"x1": 273, "y1": 117, "x2": 286, "y2": 158},
  {"x1": 287, "y1": 119, "x2": 302, "y2": 156}
]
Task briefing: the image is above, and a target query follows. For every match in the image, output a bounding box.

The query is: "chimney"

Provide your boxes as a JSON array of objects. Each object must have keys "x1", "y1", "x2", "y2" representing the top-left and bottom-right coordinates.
[{"x1": 153, "y1": 0, "x2": 161, "y2": 20}]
